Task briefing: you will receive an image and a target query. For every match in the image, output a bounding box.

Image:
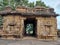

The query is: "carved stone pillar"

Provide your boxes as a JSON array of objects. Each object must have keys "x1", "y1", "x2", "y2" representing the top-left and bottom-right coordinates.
[
  {"x1": 36, "y1": 18, "x2": 40, "y2": 38},
  {"x1": 51, "y1": 16, "x2": 57, "y2": 40},
  {"x1": 20, "y1": 18, "x2": 26, "y2": 38}
]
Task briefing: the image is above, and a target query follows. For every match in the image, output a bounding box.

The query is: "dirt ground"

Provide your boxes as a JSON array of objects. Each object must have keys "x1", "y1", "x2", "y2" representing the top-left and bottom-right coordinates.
[{"x1": 0, "y1": 38, "x2": 60, "y2": 45}]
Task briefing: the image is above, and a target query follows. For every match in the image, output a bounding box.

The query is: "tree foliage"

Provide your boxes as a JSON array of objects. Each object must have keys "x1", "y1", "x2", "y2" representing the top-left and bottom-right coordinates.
[
  {"x1": 0, "y1": 0, "x2": 48, "y2": 10},
  {"x1": 0, "y1": 15, "x2": 3, "y2": 26},
  {"x1": 28, "y1": 2, "x2": 34, "y2": 8},
  {"x1": 36, "y1": 1, "x2": 45, "y2": 6}
]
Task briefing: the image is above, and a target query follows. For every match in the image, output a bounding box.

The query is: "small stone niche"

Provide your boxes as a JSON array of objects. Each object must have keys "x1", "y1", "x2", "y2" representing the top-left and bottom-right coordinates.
[
  {"x1": 16, "y1": 6, "x2": 27, "y2": 12},
  {"x1": 4, "y1": 6, "x2": 12, "y2": 12},
  {"x1": 34, "y1": 6, "x2": 45, "y2": 10},
  {"x1": 34, "y1": 6, "x2": 46, "y2": 13},
  {"x1": 49, "y1": 8, "x2": 54, "y2": 13},
  {"x1": 8, "y1": 22, "x2": 16, "y2": 26}
]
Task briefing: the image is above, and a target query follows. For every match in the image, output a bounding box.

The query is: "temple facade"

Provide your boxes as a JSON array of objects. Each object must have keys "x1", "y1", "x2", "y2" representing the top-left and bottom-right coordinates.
[{"x1": 0, "y1": 6, "x2": 58, "y2": 40}]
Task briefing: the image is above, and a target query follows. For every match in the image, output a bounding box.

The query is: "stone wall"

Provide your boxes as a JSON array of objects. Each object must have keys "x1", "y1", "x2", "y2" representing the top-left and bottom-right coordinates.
[
  {"x1": 0, "y1": 6, "x2": 57, "y2": 40},
  {"x1": 36, "y1": 16, "x2": 57, "y2": 40},
  {"x1": 0, "y1": 15, "x2": 57, "y2": 40},
  {"x1": 2, "y1": 15, "x2": 26, "y2": 38}
]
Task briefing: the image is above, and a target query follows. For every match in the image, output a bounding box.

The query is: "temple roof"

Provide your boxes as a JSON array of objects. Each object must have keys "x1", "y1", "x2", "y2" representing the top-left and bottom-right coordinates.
[{"x1": 0, "y1": 6, "x2": 58, "y2": 17}]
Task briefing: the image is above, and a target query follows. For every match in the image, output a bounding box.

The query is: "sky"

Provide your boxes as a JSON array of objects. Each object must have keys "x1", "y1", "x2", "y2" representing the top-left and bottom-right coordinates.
[{"x1": 29, "y1": 0, "x2": 60, "y2": 29}]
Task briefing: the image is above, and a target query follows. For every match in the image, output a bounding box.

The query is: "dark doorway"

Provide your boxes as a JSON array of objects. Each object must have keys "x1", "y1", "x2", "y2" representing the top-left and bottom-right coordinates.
[{"x1": 24, "y1": 18, "x2": 37, "y2": 37}]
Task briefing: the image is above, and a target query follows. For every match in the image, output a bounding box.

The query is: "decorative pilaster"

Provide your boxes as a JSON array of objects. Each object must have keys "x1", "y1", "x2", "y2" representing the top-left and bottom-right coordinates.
[
  {"x1": 20, "y1": 17, "x2": 26, "y2": 38},
  {"x1": 36, "y1": 18, "x2": 41, "y2": 38},
  {"x1": 51, "y1": 16, "x2": 57, "y2": 40}
]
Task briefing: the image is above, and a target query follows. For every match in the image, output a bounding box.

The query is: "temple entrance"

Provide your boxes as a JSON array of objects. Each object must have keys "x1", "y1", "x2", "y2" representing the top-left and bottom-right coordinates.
[{"x1": 24, "y1": 18, "x2": 37, "y2": 37}]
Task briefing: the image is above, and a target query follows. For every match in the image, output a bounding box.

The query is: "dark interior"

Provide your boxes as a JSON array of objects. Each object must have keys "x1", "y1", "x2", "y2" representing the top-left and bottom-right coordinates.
[{"x1": 24, "y1": 18, "x2": 37, "y2": 37}]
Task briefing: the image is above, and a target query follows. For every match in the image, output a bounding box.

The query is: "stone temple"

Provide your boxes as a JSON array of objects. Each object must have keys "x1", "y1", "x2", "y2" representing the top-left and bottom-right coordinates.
[{"x1": 0, "y1": 6, "x2": 58, "y2": 40}]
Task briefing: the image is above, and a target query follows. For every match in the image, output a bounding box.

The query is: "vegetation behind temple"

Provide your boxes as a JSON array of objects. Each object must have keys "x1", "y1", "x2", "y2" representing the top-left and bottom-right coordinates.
[
  {"x1": 0, "y1": 15, "x2": 3, "y2": 26},
  {"x1": 0, "y1": 0, "x2": 48, "y2": 26},
  {"x1": 0, "y1": 0, "x2": 49, "y2": 10}
]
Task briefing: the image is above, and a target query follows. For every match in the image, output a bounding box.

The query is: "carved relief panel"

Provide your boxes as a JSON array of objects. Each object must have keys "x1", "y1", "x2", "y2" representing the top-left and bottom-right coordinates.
[{"x1": 3, "y1": 15, "x2": 21, "y2": 34}]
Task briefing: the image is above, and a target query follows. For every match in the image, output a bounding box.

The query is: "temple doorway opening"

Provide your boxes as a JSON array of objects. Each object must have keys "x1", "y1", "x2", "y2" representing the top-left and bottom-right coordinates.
[{"x1": 24, "y1": 18, "x2": 37, "y2": 37}]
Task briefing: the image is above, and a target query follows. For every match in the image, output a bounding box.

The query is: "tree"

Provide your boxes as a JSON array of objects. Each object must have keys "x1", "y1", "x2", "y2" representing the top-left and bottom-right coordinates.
[
  {"x1": 0, "y1": 1, "x2": 4, "y2": 10},
  {"x1": 0, "y1": 0, "x2": 48, "y2": 10},
  {"x1": 28, "y1": 2, "x2": 34, "y2": 8},
  {"x1": 0, "y1": 15, "x2": 3, "y2": 26},
  {"x1": 36, "y1": 0, "x2": 48, "y2": 7},
  {"x1": 1, "y1": 0, "x2": 29, "y2": 10}
]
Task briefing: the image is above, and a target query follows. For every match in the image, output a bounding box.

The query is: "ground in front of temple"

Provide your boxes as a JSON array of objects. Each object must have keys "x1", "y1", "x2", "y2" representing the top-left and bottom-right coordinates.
[{"x1": 0, "y1": 38, "x2": 60, "y2": 45}]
